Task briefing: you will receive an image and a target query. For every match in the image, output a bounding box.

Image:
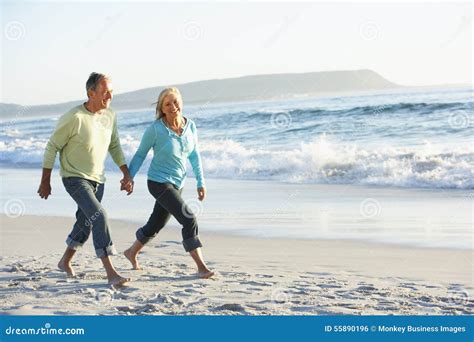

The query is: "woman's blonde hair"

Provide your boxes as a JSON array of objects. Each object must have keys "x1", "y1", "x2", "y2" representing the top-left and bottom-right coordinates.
[{"x1": 155, "y1": 87, "x2": 182, "y2": 120}]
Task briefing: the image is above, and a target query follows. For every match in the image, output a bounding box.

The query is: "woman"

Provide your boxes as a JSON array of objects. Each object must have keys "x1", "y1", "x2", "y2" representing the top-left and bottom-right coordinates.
[{"x1": 124, "y1": 87, "x2": 214, "y2": 279}]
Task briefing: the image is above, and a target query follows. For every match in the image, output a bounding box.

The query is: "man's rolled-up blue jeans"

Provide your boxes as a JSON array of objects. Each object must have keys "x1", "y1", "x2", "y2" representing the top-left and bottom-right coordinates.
[{"x1": 62, "y1": 177, "x2": 117, "y2": 258}]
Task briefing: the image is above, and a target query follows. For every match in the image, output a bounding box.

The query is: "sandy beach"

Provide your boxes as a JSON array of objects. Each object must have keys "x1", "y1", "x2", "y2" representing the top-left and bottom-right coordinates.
[{"x1": 1, "y1": 214, "x2": 472, "y2": 315}]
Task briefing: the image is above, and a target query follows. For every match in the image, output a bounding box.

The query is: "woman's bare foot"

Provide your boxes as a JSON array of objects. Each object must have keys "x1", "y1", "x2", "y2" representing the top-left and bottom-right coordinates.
[
  {"x1": 189, "y1": 248, "x2": 214, "y2": 279},
  {"x1": 197, "y1": 268, "x2": 215, "y2": 279},
  {"x1": 124, "y1": 248, "x2": 142, "y2": 270},
  {"x1": 108, "y1": 275, "x2": 131, "y2": 288},
  {"x1": 57, "y1": 260, "x2": 76, "y2": 278}
]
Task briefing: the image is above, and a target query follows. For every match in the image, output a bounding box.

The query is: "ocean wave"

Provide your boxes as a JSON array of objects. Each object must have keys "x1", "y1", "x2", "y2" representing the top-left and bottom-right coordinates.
[
  {"x1": 182, "y1": 100, "x2": 473, "y2": 131},
  {"x1": 198, "y1": 136, "x2": 474, "y2": 189},
  {"x1": 1, "y1": 135, "x2": 472, "y2": 189}
]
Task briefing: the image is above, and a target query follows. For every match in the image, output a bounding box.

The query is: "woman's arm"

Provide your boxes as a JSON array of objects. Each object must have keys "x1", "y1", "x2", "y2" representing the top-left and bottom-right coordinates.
[
  {"x1": 129, "y1": 124, "x2": 156, "y2": 179},
  {"x1": 188, "y1": 123, "x2": 205, "y2": 189}
]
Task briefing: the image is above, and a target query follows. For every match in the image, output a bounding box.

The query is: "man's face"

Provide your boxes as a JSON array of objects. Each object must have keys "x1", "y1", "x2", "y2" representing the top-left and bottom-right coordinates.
[{"x1": 89, "y1": 78, "x2": 113, "y2": 110}]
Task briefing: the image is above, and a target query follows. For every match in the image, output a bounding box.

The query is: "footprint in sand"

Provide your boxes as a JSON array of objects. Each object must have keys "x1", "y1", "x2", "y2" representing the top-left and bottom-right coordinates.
[
  {"x1": 335, "y1": 291, "x2": 362, "y2": 300},
  {"x1": 183, "y1": 288, "x2": 204, "y2": 294},
  {"x1": 232, "y1": 289, "x2": 253, "y2": 294},
  {"x1": 241, "y1": 280, "x2": 274, "y2": 287},
  {"x1": 291, "y1": 306, "x2": 318, "y2": 313},
  {"x1": 219, "y1": 271, "x2": 250, "y2": 278},
  {"x1": 298, "y1": 275, "x2": 312, "y2": 279},
  {"x1": 399, "y1": 282, "x2": 419, "y2": 291},
  {"x1": 290, "y1": 288, "x2": 311, "y2": 295},
  {"x1": 112, "y1": 292, "x2": 130, "y2": 300},
  {"x1": 148, "y1": 293, "x2": 184, "y2": 306},
  {"x1": 174, "y1": 283, "x2": 199, "y2": 288},
  {"x1": 163, "y1": 241, "x2": 181, "y2": 245},
  {"x1": 214, "y1": 303, "x2": 247, "y2": 313},
  {"x1": 307, "y1": 271, "x2": 332, "y2": 276},
  {"x1": 11, "y1": 276, "x2": 43, "y2": 282},
  {"x1": 321, "y1": 294, "x2": 337, "y2": 299},
  {"x1": 187, "y1": 297, "x2": 208, "y2": 306},
  {"x1": 336, "y1": 302, "x2": 361, "y2": 310},
  {"x1": 255, "y1": 274, "x2": 274, "y2": 279},
  {"x1": 354, "y1": 285, "x2": 377, "y2": 293},
  {"x1": 173, "y1": 290, "x2": 193, "y2": 297},
  {"x1": 317, "y1": 283, "x2": 342, "y2": 289}
]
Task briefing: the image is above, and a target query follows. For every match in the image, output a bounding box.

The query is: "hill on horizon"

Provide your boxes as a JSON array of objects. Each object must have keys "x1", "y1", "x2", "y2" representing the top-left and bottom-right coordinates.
[{"x1": 1, "y1": 69, "x2": 402, "y2": 118}]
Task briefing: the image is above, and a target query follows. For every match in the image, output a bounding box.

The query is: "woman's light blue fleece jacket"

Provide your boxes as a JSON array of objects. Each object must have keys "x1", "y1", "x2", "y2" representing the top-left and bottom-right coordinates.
[{"x1": 128, "y1": 117, "x2": 205, "y2": 189}]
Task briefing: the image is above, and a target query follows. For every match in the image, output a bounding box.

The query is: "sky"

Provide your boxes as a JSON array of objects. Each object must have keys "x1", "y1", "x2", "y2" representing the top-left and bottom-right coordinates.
[{"x1": 1, "y1": 1, "x2": 472, "y2": 105}]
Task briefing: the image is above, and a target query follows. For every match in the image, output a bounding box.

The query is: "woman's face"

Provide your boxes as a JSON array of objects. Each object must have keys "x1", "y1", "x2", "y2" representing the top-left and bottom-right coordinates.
[{"x1": 162, "y1": 93, "x2": 182, "y2": 119}]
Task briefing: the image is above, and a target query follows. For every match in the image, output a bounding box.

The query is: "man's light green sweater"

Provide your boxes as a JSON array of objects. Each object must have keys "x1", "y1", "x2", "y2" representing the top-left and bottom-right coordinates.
[{"x1": 43, "y1": 104, "x2": 126, "y2": 183}]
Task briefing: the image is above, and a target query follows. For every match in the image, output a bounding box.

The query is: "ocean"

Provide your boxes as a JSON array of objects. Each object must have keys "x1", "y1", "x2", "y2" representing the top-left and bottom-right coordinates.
[{"x1": 1, "y1": 86, "x2": 472, "y2": 190}]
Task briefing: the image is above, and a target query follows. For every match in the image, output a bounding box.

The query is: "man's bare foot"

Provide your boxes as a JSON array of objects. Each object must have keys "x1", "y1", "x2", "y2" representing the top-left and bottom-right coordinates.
[
  {"x1": 124, "y1": 248, "x2": 142, "y2": 270},
  {"x1": 108, "y1": 275, "x2": 131, "y2": 288},
  {"x1": 197, "y1": 269, "x2": 215, "y2": 279},
  {"x1": 57, "y1": 260, "x2": 76, "y2": 278}
]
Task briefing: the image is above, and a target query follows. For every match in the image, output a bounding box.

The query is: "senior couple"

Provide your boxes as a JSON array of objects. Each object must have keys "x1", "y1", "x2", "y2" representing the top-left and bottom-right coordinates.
[{"x1": 37, "y1": 72, "x2": 214, "y2": 287}]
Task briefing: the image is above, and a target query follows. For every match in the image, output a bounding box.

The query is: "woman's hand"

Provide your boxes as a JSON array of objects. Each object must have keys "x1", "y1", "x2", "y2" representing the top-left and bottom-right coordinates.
[
  {"x1": 120, "y1": 176, "x2": 134, "y2": 195},
  {"x1": 197, "y1": 187, "x2": 206, "y2": 201},
  {"x1": 119, "y1": 165, "x2": 134, "y2": 195}
]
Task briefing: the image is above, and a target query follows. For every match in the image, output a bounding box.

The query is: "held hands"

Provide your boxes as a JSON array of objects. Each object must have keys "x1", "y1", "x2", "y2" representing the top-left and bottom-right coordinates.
[
  {"x1": 37, "y1": 181, "x2": 52, "y2": 199},
  {"x1": 120, "y1": 175, "x2": 134, "y2": 195},
  {"x1": 197, "y1": 187, "x2": 206, "y2": 201}
]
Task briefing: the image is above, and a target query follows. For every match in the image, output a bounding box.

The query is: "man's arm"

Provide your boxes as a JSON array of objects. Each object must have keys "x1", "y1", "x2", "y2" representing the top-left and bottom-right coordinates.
[
  {"x1": 108, "y1": 115, "x2": 127, "y2": 168},
  {"x1": 108, "y1": 115, "x2": 133, "y2": 195},
  {"x1": 38, "y1": 112, "x2": 76, "y2": 200}
]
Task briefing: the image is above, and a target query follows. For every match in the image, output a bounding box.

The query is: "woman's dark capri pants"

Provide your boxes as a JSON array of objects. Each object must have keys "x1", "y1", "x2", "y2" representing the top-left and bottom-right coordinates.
[{"x1": 136, "y1": 180, "x2": 203, "y2": 252}]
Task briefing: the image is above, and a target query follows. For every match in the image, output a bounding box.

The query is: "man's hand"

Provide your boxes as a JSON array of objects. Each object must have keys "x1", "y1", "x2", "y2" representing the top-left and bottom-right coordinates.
[
  {"x1": 38, "y1": 168, "x2": 52, "y2": 199},
  {"x1": 197, "y1": 187, "x2": 206, "y2": 201},
  {"x1": 37, "y1": 180, "x2": 52, "y2": 199}
]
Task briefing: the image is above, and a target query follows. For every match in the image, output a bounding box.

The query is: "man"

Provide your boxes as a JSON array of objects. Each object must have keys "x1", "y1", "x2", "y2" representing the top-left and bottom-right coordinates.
[{"x1": 37, "y1": 72, "x2": 133, "y2": 287}]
